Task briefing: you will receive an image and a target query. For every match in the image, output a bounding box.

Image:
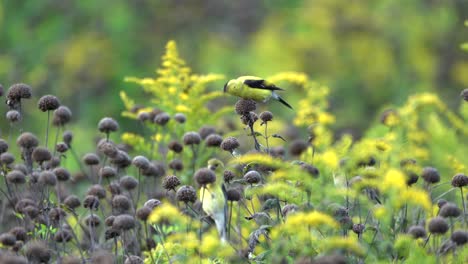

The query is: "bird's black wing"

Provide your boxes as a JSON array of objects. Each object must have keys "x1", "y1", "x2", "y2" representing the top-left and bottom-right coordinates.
[{"x1": 243, "y1": 79, "x2": 284, "y2": 91}]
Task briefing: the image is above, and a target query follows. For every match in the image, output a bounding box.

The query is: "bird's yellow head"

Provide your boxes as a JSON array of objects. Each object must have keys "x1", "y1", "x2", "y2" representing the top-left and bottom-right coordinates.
[{"x1": 207, "y1": 158, "x2": 224, "y2": 173}]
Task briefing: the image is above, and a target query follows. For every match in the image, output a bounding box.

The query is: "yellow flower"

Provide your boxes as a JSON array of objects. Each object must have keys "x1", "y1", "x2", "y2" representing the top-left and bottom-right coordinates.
[
  {"x1": 382, "y1": 169, "x2": 406, "y2": 191},
  {"x1": 148, "y1": 203, "x2": 184, "y2": 225},
  {"x1": 400, "y1": 188, "x2": 432, "y2": 212},
  {"x1": 321, "y1": 236, "x2": 364, "y2": 256},
  {"x1": 285, "y1": 211, "x2": 338, "y2": 229}
]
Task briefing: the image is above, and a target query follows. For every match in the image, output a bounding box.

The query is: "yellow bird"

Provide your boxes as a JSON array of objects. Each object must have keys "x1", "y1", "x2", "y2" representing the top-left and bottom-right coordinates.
[
  {"x1": 200, "y1": 158, "x2": 228, "y2": 242},
  {"x1": 224, "y1": 76, "x2": 293, "y2": 109}
]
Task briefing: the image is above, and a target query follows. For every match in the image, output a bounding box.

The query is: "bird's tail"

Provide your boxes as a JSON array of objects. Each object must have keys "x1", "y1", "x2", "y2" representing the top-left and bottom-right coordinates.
[{"x1": 272, "y1": 92, "x2": 293, "y2": 109}]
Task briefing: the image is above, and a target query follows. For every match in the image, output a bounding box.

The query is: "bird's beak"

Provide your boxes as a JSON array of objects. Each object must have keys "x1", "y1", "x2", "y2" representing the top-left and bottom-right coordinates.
[{"x1": 223, "y1": 82, "x2": 228, "y2": 93}]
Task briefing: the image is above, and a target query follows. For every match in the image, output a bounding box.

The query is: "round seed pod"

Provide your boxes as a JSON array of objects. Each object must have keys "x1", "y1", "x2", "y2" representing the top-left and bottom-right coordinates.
[
  {"x1": 235, "y1": 99, "x2": 256, "y2": 115},
  {"x1": 0, "y1": 233, "x2": 16, "y2": 246},
  {"x1": 168, "y1": 141, "x2": 184, "y2": 153},
  {"x1": 83, "y1": 195, "x2": 100, "y2": 210},
  {"x1": 82, "y1": 153, "x2": 100, "y2": 166},
  {"x1": 132, "y1": 155, "x2": 150, "y2": 171},
  {"x1": 301, "y1": 163, "x2": 319, "y2": 178},
  {"x1": 111, "y1": 150, "x2": 131, "y2": 168},
  {"x1": 451, "y1": 173, "x2": 468, "y2": 188},
  {"x1": 120, "y1": 176, "x2": 138, "y2": 190},
  {"x1": 176, "y1": 185, "x2": 197, "y2": 203},
  {"x1": 137, "y1": 111, "x2": 150, "y2": 122},
  {"x1": 194, "y1": 168, "x2": 216, "y2": 186},
  {"x1": 87, "y1": 185, "x2": 106, "y2": 199},
  {"x1": 162, "y1": 175, "x2": 181, "y2": 191},
  {"x1": 105, "y1": 216, "x2": 115, "y2": 227},
  {"x1": 405, "y1": 171, "x2": 419, "y2": 186},
  {"x1": 6, "y1": 170, "x2": 26, "y2": 184},
  {"x1": 15, "y1": 198, "x2": 37, "y2": 214},
  {"x1": 0, "y1": 152, "x2": 15, "y2": 165},
  {"x1": 259, "y1": 111, "x2": 273, "y2": 123},
  {"x1": 7, "y1": 83, "x2": 32, "y2": 101},
  {"x1": 54, "y1": 167, "x2": 70, "y2": 181},
  {"x1": 174, "y1": 113, "x2": 186, "y2": 123},
  {"x1": 422, "y1": 167, "x2": 440, "y2": 184},
  {"x1": 99, "y1": 166, "x2": 117, "y2": 179},
  {"x1": 0, "y1": 254, "x2": 28, "y2": 264},
  {"x1": 154, "y1": 112, "x2": 170, "y2": 126},
  {"x1": 0, "y1": 139, "x2": 8, "y2": 153},
  {"x1": 48, "y1": 208, "x2": 67, "y2": 222},
  {"x1": 289, "y1": 139, "x2": 308, "y2": 156},
  {"x1": 226, "y1": 188, "x2": 241, "y2": 201},
  {"x1": 136, "y1": 206, "x2": 152, "y2": 221},
  {"x1": 97, "y1": 140, "x2": 118, "y2": 158},
  {"x1": 223, "y1": 170, "x2": 235, "y2": 183},
  {"x1": 104, "y1": 228, "x2": 121, "y2": 240},
  {"x1": 142, "y1": 162, "x2": 165, "y2": 177},
  {"x1": 108, "y1": 182, "x2": 122, "y2": 196},
  {"x1": 55, "y1": 142, "x2": 68, "y2": 153},
  {"x1": 98, "y1": 117, "x2": 119, "y2": 133},
  {"x1": 38, "y1": 171, "x2": 57, "y2": 186},
  {"x1": 144, "y1": 199, "x2": 161, "y2": 209},
  {"x1": 54, "y1": 229, "x2": 72, "y2": 243},
  {"x1": 52, "y1": 106, "x2": 72, "y2": 126},
  {"x1": 63, "y1": 131, "x2": 73, "y2": 146},
  {"x1": 64, "y1": 195, "x2": 81, "y2": 209},
  {"x1": 439, "y1": 203, "x2": 461, "y2": 218},
  {"x1": 84, "y1": 214, "x2": 101, "y2": 227},
  {"x1": 460, "y1": 88, "x2": 468, "y2": 101},
  {"x1": 451, "y1": 230, "x2": 468, "y2": 245},
  {"x1": 17, "y1": 132, "x2": 39, "y2": 149},
  {"x1": 183, "y1": 132, "x2": 201, "y2": 145},
  {"x1": 220, "y1": 137, "x2": 239, "y2": 152},
  {"x1": 199, "y1": 126, "x2": 216, "y2": 139},
  {"x1": 428, "y1": 217, "x2": 449, "y2": 235},
  {"x1": 112, "y1": 195, "x2": 132, "y2": 212},
  {"x1": 24, "y1": 240, "x2": 51, "y2": 264},
  {"x1": 32, "y1": 147, "x2": 52, "y2": 163},
  {"x1": 244, "y1": 170, "x2": 261, "y2": 185},
  {"x1": 168, "y1": 159, "x2": 184, "y2": 171},
  {"x1": 205, "y1": 134, "x2": 223, "y2": 147},
  {"x1": 112, "y1": 214, "x2": 136, "y2": 230},
  {"x1": 270, "y1": 146, "x2": 285, "y2": 158},
  {"x1": 38, "y1": 95, "x2": 60, "y2": 112},
  {"x1": 9, "y1": 227, "x2": 27, "y2": 242},
  {"x1": 352, "y1": 223, "x2": 365, "y2": 235},
  {"x1": 6, "y1": 110, "x2": 21, "y2": 122},
  {"x1": 437, "y1": 199, "x2": 448, "y2": 209}
]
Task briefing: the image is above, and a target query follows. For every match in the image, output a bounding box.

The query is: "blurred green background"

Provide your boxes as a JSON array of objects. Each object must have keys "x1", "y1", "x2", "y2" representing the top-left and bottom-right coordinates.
[{"x1": 1, "y1": 0, "x2": 467, "y2": 137}]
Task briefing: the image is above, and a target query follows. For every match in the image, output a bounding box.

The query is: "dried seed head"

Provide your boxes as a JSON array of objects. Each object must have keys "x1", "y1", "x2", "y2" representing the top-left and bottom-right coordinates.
[
  {"x1": 142, "y1": 162, "x2": 165, "y2": 177},
  {"x1": 407, "y1": 225, "x2": 427, "y2": 239},
  {"x1": 422, "y1": 167, "x2": 440, "y2": 184},
  {"x1": 137, "y1": 111, "x2": 150, "y2": 122},
  {"x1": 301, "y1": 163, "x2": 319, "y2": 178},
  {"x1": 144, "y1": 199, "x2": 161, "y2": 209},
  {"x1": 162, "y1": 175, "x2": 181, "y2": 191},
  {"x1": 83, "y1": 195, "x2": 100, "y2": 210},
  {"x1": 7, "y1": 83, "x2": 32, "y2": 101},
  {"x1": 52, "y1": 106, "x2": 72, "y2": 126},
  {"x1": 83, "y1": 153, "x2": 100, "y2": 166},
  {"x1": 259, "y1": 111, "x2": 273, "y2": 123},
  {"x1": 0, "y1": 232, "x2": 16, "y2": 246},
  {"x1": 99, "y1": 166, "x2": 117, "y2": 179},
  {"x1": 169, "y1": 159, "x2": 184, "y2": 171},
  {"x1": 0, "y1": 139, "x2": 8, "y2": 153},
  {"x1": 439, "y1": 203, "x2": 461, "y2": 218},
  {"x1": 244, "y1": 170, "x2": 261, "y2": 185},
  {"x1": 38, "y1": 171, "x2": 57, "y2": 186},
  {"x1": 352, "y1": 223, "x2": 365, "y2": 235},
  {"x1": 194, "y1": 168, "x2": 216, "y2": 186},
  {"x1": 38, "y1": 95, "x2": 60, "y2": 112},
  {"x1": 6, "y1": 110, "x2": 21, "y2": 122},
  {"x1": 120, "y1": 175, "x2": 138, "y2": 190},
  {"x1": 0, "y1": 152, "x2": 15, "y2": 165},
  {"x1": 226, "y1": 188, "x2": 241, "y2": 201},
  {"x1": 136, "y1": 206, "x2": 152, "y2": 221},
  {"x1": 183, "y1": 131, "x2": 201, "y2": 145},
  {"x1": 32, "y1": 147, "x2": 52, "y2": 163},
  {"x1": 108, "y1": 181, "x2": 122, "y2": 196},
  {"x1": 87, "y1": 184, "x2": 106, "y2": 199},
  {"x1": 24, "y1": 240, "x2": 51, "y2": 263},
  {"x1": 199, "y1": 126, "x2": 216, "y2": 139},
  {"x1": 112, "y1": 195, "x2": 132, "y2": 212},
  {"x1": 176, "y1": 185, "x2": 197, "y2": 203},
  {"x1": 437, "y1": 199, "x2": 448, "y2": 209},
  {"x1": 240, "y1": 111, "x2": 258, "y2": 125},
  {"x1": 451, "y1": 173, "x2": 468, "y2": 188},
  {"x1": 84, "y1": 214, "x2": 101, "y2": 227},
  {"x1": 205, "y1": 134, "x2": 223, "y2": 147},
  {"x1": 132, "y1": 155, "x2": 150, "y2": 171},
  {"x1": 111, "y1": 150, "x2": 131, "y2": 168},
  {"x1": 112, "y1": 214, "x2": 135, "y2": 230},
  {"x1": 55, "y1": 142, "x2": 68, "y2": 153},
  {"x1": 105, "y1": 216, "x2": 115, "y2": 227},
  {"x1": 174, "y1": 113, "x2": 186, "y2": 123},
  {"x1": 15, "y1": 198, "x2": 36, "y2": 214},
  {"x1": 17, "y1": 132, "x2": 39, "y2": 149},
  {"x1": 9, "y1": 227, "x2": 27, "y2": 242},
  {"x1": 220, "y1": 137, "x2": 239, "y2": 152},
  {"x1": 154, "y1": 112, "x2": 170, "y2": 126},
  {"x1": 289, "y1": 139, "x2": 308, "y2": 156},
  {"x1": 451, "y1": 230, "x2": 468, "y2": 245},
  {"x1": 54, "y1": 167, "x2": 70, "y2": 181},
  {"x1": 97, "y1": 140, "x2": 119, "y2": 158},
  {"x1": 428, "y1": 217, "x2": 449, "y2": 235},
  {"x1": 460, "y1": 88, "x2": 468, "y2": 101},
  {"x1": 104, "y1": 228, "x2": 121, "y2": 240},
  {"x1": 168, "y1": 140, "x2": 184, "y2": 153},
  {"x1": 223, "y1": 170, "x2": 235, "y2": 183},
  {"x1": 235, "y1": 99, "x2": 256, "y2": 115},
  {"x1": 98, "y1": 117, "x2": 119, "y2": 133},
  {"x1": 6, "y1": 170, "x2": 26, "y2": 184},
  {"x1": 54, "y1": 229, "x2": 72, "y2": 243},
  {"x1": 63, "y1": 131, "x2": 73, "y2": 146},
  {"x1": 405, "y1": 172, "x2": 419, "y2": 186},
  {"x1": 48, "y1": 208, "x2": 67, "y2": 222},
  {"x1": 64, "y1": 195, "x2": 81, "y2": 209}
]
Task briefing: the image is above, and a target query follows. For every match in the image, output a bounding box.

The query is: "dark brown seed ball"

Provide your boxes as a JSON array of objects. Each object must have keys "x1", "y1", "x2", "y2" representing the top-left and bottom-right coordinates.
[
  {"x1": 162, "y1": 175, "x2": 181, "y2": 191},
  {"x1": 183, "y1": 131, "x2": 201, "y2": 145},
  {"x1": 97, "y1": 140, "x2": 118, "y2": 158},
  {"x1": 289, "y1": 139, "x2": 308, "y2": 156},
  {"x1": 240, "y1": 111, "x2": 258, "y2": 125},
  {"x1": 56, "y1": 142, "x2": 68, "y2": 153},
  {"x1": 154, "y1": 112, "x2": 170, "y2": 126},
  {"x1": 104, "y1": 228, "x2": 121, "y2": 240},
  {"x1": 54, "y1": 167, "x2": 70, "y2": 181},
  {"x1": 38, "y1": 95, "x2": 60, "y2": 112},
  {"x1": 137, "y1": 111, "x2": 150, "y2": 122},
  {"x1": 194, "y1": 168, "x2": 216, "y2": 186},
  {"x1": 174, "y1": 113, "x2": 186, "y2": 123},
  {"x1": 235, "y1": 99, "x2": 256, "y2": 115},
  {"x1": 6, "y1": 170, "x2": 26, "y2": 184},
  {"x1": 63, "y1": 131, "x2": 73, "y2": 146},
  {"x1": 244, "y1": 170, "x2": 261, "y2": 185},
  {"x1": 451, "y1": 230, "x2": 468, "y2": 245},
  {"x1": 98, "y1": 117, "x2": 119, "y2": 133},
  {"x1": 199, "y1": 126, "x2": 216, "y2": 139},
  {"x1": 0, "y1": 152, "x2": 15, "y2": 165},
  {"x1": 15, "y1": 198, "x2": 36, "y2": 214},
  {"x1": 111, "y1": 150, "x2": 131, "y2": 168},
  {"x1": 54, "y1": 229, "x2": 72, "y2": 243},
  {"x1": 48, "y1": 208, "x2": 67, "y2": 222},
  {"x1": 24, "y1": 240, "x2": 51, "y2": 263},
  {"x1": 9, "y1": 227, "x2": 27, "y2": 241},
  {"x1": 205, "y1": 134, "x2": 223, "y2": 147},
  {"x1": 105, "y1": 216, "x2": 115, "y2": 227},
  {"x1": 220, "y1": 137, "x2": 239, "y2": 152},
  {"x1": 301, "y1": 163, "x2": 319, "y2": 178},
  {"x1": 142, "y1": 162, "x2": 165, "y2": 177},
  {"x1": 437, "y1": 199, "x2": 448, "y2": 209},
  {"x1": 84, "y1": 214, "x2": 101, "y2": 227},
  {"x1": 428, "y1": 217, "x2": 449, "y2": 234},
  {"x1": 87, "y1": 184, "x2": 106, "y2": 199},
  {"x1": 0, "y1": 254, "x2": 28, "y2": 264},
  {"x1": 144, "y1": 199, "x2": 161, "y2": 209},
  {"x1": 439, "y1": 203, "x2": 461, "y2": 218},
  {"x1": 460, "y1": 88, "x2": 468, "y2": 101},
  {"x1": 112, "y1": 195, "x2": 132, "y2": 211},
  {"x1": 422, "y1": 167, "x2": 440, "y2": 184},
  {"x1": 259, "y1": 111, "x2": 274, "y2": 123},
  {"x1": 169, "y1": 159, "x2": 184, "y2": 171},
  {"x1": 52, "y1": 106, "x2": 72, "y2": 126},
  {"x1": 405, "y1": 172, "x2": 419, "y2": 186},
  {"x1": 0, "y1": 232, "x2": 16, "y2": 246},
  {"x1": 223, "y1": 170, "x2": 235, "y2": 183},
  {"x1": 112, "y1": 214, "x2": 135, "y2": 230},
  {"x1": 0, "y1": 139, "x2": 8, "y2": 153},
  {"x1": 64, "y1": 195, "x2": 81, "y2": 209},
  {"x1": 24, "y1": 205, "x2": 40, "y2": 218},
  {"x1": 451, "y1": 173, "x2": 468, "y2": 188},
  {"x1": 38, "y1": 171, "x2": 57, "y2": 186},
  {"x1": 270, "y1": 146, "x2": 285, "y2": 158},
  {"x1": 17, "y1": 132, "x2": 39, "y2": 149},
  {"x1": 83, "y1": 153, "x2": 100, "y2": 166},
  {"x1": 168, "y1": 141, "x2": 184, "y2": 153},
  {"x1": 6, "y1": 110, "x2": 21, "y2": 122},
  {"x1": 32, "y1": 147, "x2": 52, "y2": 163},
  {"x1": 408, "y1": 225, "x2": 427, "y2": 239},
  {"x1": 125, "y1": 255, "x2": 144, "y2": 264},
  {"x1": 120, "y1": 176, "x2": 138, "y2": 190},
  {"x1": 83, "y1": 195, "x2": 100, "y2": 210},
  {"x1": 7, "y1": 83, "x2": 32, "y2": 101},
  {"x1": 136, "y1": 206, "x2": 152, "y2": 221},
  {"x1": 176, "y1": 185, "x2": 197, "y2": 203},
  {"x1": 226, "y1": 188, "x2": 241, "y2": 201},
  {"x1": 99, "y1": 166, "x2": 117, "y2": 179},
  {"x1": 132, "y1": 155, "x2": 150, "y2": 171},
  {"x1": 352, "y1": 223, "x2": 365, "y2": 234},
  {"x1": 108, "y1": 182, "x2": 122, "y2": 196}
]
